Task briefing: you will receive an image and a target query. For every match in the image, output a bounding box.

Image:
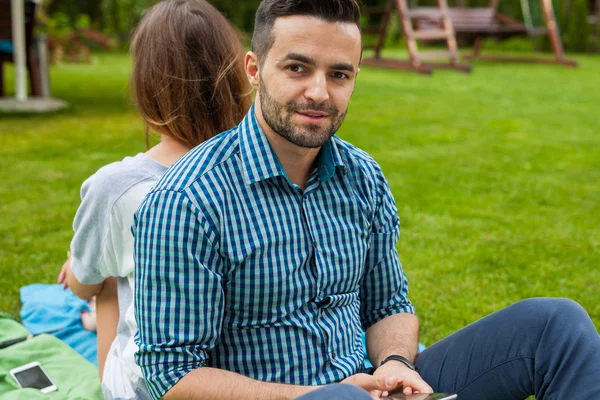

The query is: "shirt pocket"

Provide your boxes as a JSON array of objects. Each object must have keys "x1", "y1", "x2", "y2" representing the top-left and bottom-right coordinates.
[{"x1": 319, "y1": 291, "x2": 359, "y2": 309}]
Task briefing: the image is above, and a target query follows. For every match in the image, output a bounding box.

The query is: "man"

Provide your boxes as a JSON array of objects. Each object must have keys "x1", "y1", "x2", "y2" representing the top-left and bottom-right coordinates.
[{"x1": 133, "y1": 0, "x2": 600, "y2": 399}]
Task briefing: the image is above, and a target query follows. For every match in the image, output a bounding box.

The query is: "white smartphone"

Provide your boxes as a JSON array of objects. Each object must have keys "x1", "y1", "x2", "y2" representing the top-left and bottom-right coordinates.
[{"x1": 9, "y1": 361, "x2": 57, "y2": 393}]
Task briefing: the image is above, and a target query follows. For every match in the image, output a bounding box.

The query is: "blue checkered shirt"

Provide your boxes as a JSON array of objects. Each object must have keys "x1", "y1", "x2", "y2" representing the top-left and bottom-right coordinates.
[{"x1": 133, "y1": 106, "x2": 415, "y2": 399}]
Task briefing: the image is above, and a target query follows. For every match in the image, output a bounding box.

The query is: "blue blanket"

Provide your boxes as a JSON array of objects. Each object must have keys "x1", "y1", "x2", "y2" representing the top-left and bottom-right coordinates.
[{"x1": 19, "y1": 284, "x2": 97, "y2": 365}]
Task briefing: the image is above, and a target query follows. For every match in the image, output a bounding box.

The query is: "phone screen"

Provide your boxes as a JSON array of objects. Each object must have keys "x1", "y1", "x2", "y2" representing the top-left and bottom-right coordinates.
[{"x1": 13, "y1": 365, "x2": 54, "y2": 390}]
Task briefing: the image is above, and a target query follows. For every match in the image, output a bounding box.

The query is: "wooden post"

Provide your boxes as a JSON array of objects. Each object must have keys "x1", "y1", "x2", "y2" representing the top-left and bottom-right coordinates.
[
  {"x1": 539, "y1": 0, "x2": 566, "y2": 62},
  {"x1": 472, "y1": 37, "x2": 484, "y2": 56},
  {"x1": 395, "y1": 0, "x2": 421, "y2": 67},
  {"x1": 471, "y1": 0, "x2": 501, "y2": 58},
  {"x1": 439, "y1": 0, "x2": 459, "y2": 64},
  {"x1": 374, "y1": 0, "x2": 395, "y2": 59},
  {"x1": 37, "y1": 34, "x2": 50, "y2": 98},
  {"x1": 11, "y1": 0, "x2": 27, "y2": 101}
]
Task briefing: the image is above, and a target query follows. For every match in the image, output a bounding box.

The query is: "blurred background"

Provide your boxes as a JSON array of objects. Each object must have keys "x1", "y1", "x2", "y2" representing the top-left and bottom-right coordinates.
[{"x1": 34, "y1": 0, "x2": 600, "y2": 58}]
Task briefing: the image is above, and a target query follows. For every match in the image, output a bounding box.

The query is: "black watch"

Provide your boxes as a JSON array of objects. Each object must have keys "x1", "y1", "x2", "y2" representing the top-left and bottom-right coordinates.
[{"x1": 379, "y1": 354, "x2": 417, "y2": 371}]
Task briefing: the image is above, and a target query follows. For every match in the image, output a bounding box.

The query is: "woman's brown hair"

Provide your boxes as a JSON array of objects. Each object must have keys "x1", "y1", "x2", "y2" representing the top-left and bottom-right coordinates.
[{"x1": 131, "y1": 0, "x2": 252, "y2": 148}]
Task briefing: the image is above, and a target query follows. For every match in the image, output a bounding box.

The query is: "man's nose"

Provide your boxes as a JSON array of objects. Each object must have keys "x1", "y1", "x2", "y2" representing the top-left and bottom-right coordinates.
[{"x1": 304, "y1": 73, "x2": 329, "y2": 104}]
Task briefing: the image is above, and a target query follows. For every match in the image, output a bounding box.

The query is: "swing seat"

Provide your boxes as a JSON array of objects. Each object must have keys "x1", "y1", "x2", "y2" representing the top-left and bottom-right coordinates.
[
  {"x1": 451, "y1": 8, "x2": 526, "y2": 38},
  {"x1": 452, "y1": 8, "x2": 550, "y2": 38},
  {"x1": 412, "y1": 7, "x2": 547, "y2": 41}
]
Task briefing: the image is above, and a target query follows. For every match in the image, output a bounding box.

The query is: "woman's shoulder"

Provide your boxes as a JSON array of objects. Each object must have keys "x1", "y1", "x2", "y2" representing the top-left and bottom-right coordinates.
[
  {"x1": 70, "y1": 154, "x2": 167, "y2": 282},
  {"x1": 80, "y1": 153, "x2": 167, "y2": 205}
]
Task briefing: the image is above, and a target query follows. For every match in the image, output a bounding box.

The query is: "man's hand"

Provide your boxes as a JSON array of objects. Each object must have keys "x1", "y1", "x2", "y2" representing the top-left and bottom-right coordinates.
[
  {"x1": 342, "y1": 372, "x2": 402, "y2": 399},
  {"x1": 57, "y1": 251, "x2": 72, "y2": 290},
  {"x1": 373, "y1": 361, "x2": 433, "y2": 395}
]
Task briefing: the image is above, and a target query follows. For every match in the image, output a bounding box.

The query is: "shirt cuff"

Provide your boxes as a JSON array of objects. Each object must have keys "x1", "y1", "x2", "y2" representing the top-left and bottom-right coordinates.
[
  {"x1": 362, "y1": 303, "x2": 416, "y2": 330},
  {"x1": 140, "y1": 359, "x2": 207, "y2": 400}
]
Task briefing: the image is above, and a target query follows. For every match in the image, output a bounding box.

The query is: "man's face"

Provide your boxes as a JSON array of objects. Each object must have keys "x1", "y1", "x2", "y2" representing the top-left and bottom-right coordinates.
[{"x1": 254, "y1": 16, "x2": 362, "y2": 149}]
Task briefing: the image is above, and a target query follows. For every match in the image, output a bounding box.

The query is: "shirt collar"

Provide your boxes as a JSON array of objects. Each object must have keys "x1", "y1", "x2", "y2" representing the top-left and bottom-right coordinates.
[
  {"x1": 239, "y1": 105, "x2": 346, "y2": 186},
  {"x1": 318, "y1": 137, "x2": 346, "y2": 182}
]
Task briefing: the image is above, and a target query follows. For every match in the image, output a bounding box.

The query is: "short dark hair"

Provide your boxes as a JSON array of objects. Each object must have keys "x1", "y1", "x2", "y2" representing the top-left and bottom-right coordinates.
[{"x1": 252, "y1": 0, "x2": 361, "y2": 61}]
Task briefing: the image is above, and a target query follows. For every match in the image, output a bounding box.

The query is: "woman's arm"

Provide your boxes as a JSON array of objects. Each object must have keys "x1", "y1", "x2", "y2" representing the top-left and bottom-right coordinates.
[
  {"x1": 95, "y1": 276, "x2": 119, "y2": 380},
  {"x1": 58, "y1": 253, "x2": 104, "y2": 300}
]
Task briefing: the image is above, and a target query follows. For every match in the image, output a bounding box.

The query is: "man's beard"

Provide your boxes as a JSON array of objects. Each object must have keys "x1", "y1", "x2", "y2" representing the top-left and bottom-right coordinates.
[{"x1": 259, "y1": 79, "x2": 347, "y2": 149}]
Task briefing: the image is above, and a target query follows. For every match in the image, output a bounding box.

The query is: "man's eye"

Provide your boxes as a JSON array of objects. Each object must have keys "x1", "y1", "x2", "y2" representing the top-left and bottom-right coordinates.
[
  {"x1": 332, "y1": 72, "x2": 348, "y2": 80},
  {"x1": 288, "y1": 65, "x2": 305, "y2": 73}
]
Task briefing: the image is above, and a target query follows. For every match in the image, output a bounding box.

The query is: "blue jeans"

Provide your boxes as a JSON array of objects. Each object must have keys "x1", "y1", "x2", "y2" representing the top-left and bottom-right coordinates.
[
  {"x1": 297, "y1": 298, "x2": 599, "y2": 400},
  {"x1": 416, "y1": 298, "x2": 600, "y2": 400},
  {"x1": 294, "y1": 383, "x2": 373, "y2": 399}
]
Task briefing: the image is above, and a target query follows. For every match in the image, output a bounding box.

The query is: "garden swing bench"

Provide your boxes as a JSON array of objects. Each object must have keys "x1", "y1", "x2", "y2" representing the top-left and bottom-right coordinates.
[{"x1": 362, "y1": 0, "x2": 577, "y2": 74}]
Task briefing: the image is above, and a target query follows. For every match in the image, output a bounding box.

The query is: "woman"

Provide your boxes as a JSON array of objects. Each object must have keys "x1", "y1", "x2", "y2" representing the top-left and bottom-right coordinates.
[{"x1": 58, "y1": 1, "x2": 251, "y2": 398}]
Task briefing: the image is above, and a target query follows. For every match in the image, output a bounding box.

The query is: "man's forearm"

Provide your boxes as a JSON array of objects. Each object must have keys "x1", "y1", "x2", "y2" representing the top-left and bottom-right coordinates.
[
  {"x1": 365, "y1": 312, "x2": 420, "y2": 366},
  {"x1": 162, "y1": 366, "x2": 319, "y2": 400}
]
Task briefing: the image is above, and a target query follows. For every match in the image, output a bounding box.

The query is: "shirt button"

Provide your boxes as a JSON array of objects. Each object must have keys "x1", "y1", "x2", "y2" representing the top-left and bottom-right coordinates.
[{"x1": 331, "y1": 351, "x2": 336, "y2": 360}]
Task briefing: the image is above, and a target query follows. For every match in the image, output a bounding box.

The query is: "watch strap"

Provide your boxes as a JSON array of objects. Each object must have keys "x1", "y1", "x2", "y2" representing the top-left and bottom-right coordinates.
[{"x1": 379, "y1": 354, "x2": 417, "y2": 371}]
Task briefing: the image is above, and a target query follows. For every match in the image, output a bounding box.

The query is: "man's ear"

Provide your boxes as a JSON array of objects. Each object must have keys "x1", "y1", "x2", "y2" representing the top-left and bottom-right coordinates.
[{"x1": 245, "y1": 51, "x2": 260, "y2": 90}]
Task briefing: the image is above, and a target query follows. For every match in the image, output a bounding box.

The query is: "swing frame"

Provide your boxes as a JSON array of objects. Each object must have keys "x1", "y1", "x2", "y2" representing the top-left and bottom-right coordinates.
[
  {"x1": 361, "y1": 0, "x2": 577, "y2": 73},
  {"x1": 460, "y1": 0, "x2": 578, "y2": 66}
]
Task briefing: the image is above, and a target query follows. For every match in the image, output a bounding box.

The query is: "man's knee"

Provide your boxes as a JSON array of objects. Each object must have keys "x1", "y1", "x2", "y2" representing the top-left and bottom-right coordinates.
[
  {"x1": 294, "y1": 383, "x2": 372, "y2": 400},
  {"x1": 514, "y1": 297, "x2": 591, "y2": 331}
]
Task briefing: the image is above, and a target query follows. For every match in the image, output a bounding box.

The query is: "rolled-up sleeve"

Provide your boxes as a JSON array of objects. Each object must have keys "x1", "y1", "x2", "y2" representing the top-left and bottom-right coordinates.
[
  {"x1": 359, "y1": 172, "x2": 415, "y2": 330},
  {"x1": 133, "y1": 189, "x2": 223, "y2": 399}
]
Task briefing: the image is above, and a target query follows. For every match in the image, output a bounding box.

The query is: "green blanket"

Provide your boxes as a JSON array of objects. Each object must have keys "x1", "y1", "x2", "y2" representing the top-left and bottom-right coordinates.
[{"x1": 0, "y1": 316, "x2": 103, "y2": 399}]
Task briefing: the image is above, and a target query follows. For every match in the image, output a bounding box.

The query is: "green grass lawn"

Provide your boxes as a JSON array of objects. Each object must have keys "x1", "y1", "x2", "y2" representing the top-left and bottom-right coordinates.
[{"x1": 1, "y1": 52, "x2": 599, "y2": 348}]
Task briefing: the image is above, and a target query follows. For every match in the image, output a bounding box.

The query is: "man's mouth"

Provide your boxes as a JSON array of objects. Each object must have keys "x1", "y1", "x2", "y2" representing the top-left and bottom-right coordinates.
[{"x1": 297, "y1": 111, "x2": 330, "y2": 120}]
